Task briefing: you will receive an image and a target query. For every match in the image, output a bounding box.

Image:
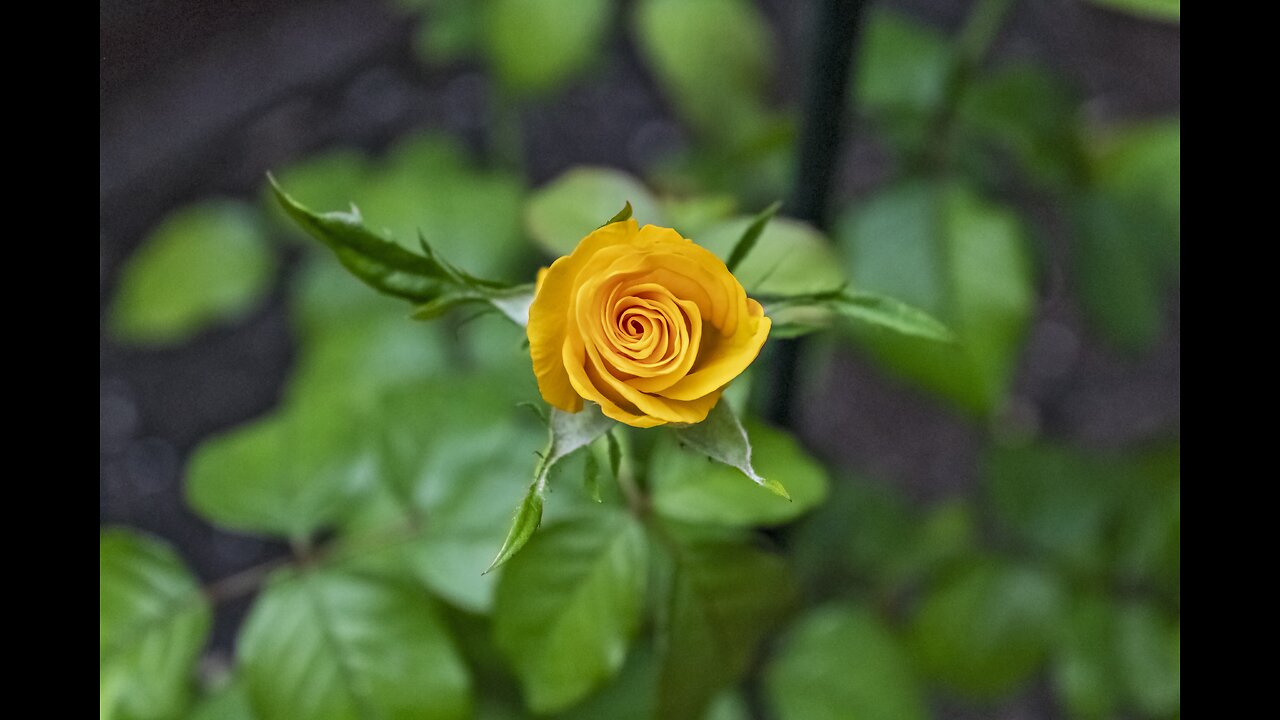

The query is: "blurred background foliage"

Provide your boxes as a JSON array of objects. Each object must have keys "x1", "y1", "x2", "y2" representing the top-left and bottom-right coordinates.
[{"x1": 101, "y1": 0, "x2": 1179, "y2": 718}]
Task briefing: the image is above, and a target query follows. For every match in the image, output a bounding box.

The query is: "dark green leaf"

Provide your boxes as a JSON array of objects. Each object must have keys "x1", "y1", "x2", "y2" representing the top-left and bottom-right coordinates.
[
  {"x1": 655, "y1": 531, "x2": 795, "y2": 720},
  {"x1": 651, "y1": 420, "x2": 826, "y2": 526},
  {"x1": 1085, "y1": 0, "x2": 1179, "y2": 22},
  {"x1": 109, "y1": 200, "x2": 275, "y2": 344},
  {"x1": 525, "y1": 168, "x2": 663, "y2": 257},
  {"x1": 909, "y1": 560, "x2": 1063, "y2": 698},
  {"x1": 238, "y1": 568, "x2": 471, "y2": 720},
  {"x1": 602, "y1": 202, "x2": 633, "y2": 227},
  {"x1": 835, "y1": 180, "x2": 1033, "y2": 415},
  {"x1": 482, "y1": 0, "x2": 612, "y2": 94},
  {"x1": 987, "y1": 443, "x2": 1127, "y2": 576},
  {"x1": 271, "y1": 177, "x2": 453, "y2": 301},
  {"x1": 956, "y1": 64, "x2": 1086, "y2": 191},
  {"x1": 765, "y1": 604, "x2": 927, "y2": 720},
  {"x1": 101, "y1": 529, "x2": 211, "y2": 720},
  {"x1": 409, "y1": 0, "x2": 484, "y2": 64},
  {"x1": 1074, "y1": 120, "x2": 1180, "y2": 352},
  {"x1": 1072, "y1": 192, "x2": 1167, "y2": 352},
  {"x1": 696, "y1": 215, "x2": 845, "y2": 297},
  {"x1": 725, "y1": 201, "x2": 781, "y2": 272},
  {"x1": 672, "y1": 400, "x2": 789, "y2": 499},
  {"x1": 493, "y1": 512, "x2": 649, "y2": 713}
]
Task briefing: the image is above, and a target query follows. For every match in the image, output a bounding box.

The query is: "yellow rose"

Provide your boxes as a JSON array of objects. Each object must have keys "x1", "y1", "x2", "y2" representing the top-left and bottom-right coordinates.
[{"x1": 527, "y1": 219, "x2": 771, "y2": 428}]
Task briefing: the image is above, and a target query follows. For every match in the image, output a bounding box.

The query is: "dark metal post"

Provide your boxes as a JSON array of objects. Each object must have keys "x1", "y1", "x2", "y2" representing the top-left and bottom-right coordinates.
[{"x1": 766, "y1": 0, "x2": 869, "y2": 427}]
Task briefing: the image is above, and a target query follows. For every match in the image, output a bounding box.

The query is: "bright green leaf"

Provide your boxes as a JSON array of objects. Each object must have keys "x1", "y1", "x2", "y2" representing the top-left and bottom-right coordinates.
[
  {"x1": 651, "y1": 420, "x2": 826, "y2": 526},
  {"x1": 766, "y1": 604, "x2": 927, "y2": 720},
  {"x1": 835, "y1": 180, "x2": 1034, "y2": 415},
  {"x1": 482, "y1": 0, "x2": 612, "y2": 94},
  {"x1": 101, "y1": 529, "x2": 211, "y2": 720},
  {"x1": 493, "y1": 512, "x2": 649, "y2": 714},
  {"x1": 696, "y1": 215, "x2": 845, "y2": 297},
  {"x1": 853, "y1": 10, "x2": 955, "y2": 151},
  {"x1": 525, "y1": 168, "x2": 664, "y2": 256},
  {"x1": 672, "y1": 400, "x2": 789, "y2": 499},
  {"x1": 238, "y1": 568, "x2": 471, "y2": 720},
  {"x1": 634, "y1": 0, "x2": 773, "y2": 142},
  {"x1": 186, "y1": 394, "x2": 373, "y2": 540},
  {"x1": 110, "y1": 201, "x2": 275, "y2": 344},
  {"x1": 909, "y1": 560, "x2": 1063, "y2": 698}
]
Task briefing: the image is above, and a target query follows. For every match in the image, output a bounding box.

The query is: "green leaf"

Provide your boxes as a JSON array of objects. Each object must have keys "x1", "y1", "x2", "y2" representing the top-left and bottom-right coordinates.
[
  {"x1": 101, "y1": 529, "x2": 211, "y2": 720},
  {"x1": 584, "y1": 447, "x2": 603, "y2": 503},
  {"x1": 672, "y1": 400, "x2": 789, "y2": 499},
  {"x1": 332, "y1": 373, "x2": 544, "y2": 612},
  {"x1": 853, "y1": 10, "x2": 955, "y2": 151},
  {"x1": 986, "y1": 443, "x2": 1128, "y2": 576},
  {"x1": 765, "y1": 604, "x2": 927, "y2": 720},
  {"x1": 488, "y1": 488, "x2": 545, "y2": 574},
  {"x1": 661, "y1": 194, "x2": 738, "y2": 237},
  {"x1": 1074, "y1": 121, "x2": 1180, "y2": 352},
  {"x1": 272, "y1": 175, "x2": 528, "y2": 325},
  {"x1": 766, "y1": 291, "x2": 955, "y2": 342},
  {"x1": 1053, "y1": 594, "x2": 1124, "y2": 720},
  {"x1": 655, "y1": 531, "x2": 795, "y2": 720},
  {"x1": 1072, "y1": 193, "x2": 1165, "y2": 350},
  {"x1": 482, "y1": 0, "x2": 612, "y2": 94},
  {"x1": 186, "y1": 395, "x2": 373, "y2": 540},
  {"x1": 1085, "y1": 0, "x2": 1179, "y2": 22},
  {"x1": 493, "y1": 512, "x2": 649, "y2": 714},
  {"x1": 651, "y1": 420, "x2": 826, "y2": 526},
  {"x1": 602, "y1": 201, "x2": 633, "y2": 227},
  {"x1": 489, "y1": 404, "x2": 617, "y2": 571},
  {"x1": 835, "y1": 180, "x2": 1033, "y2": 415},
  {"x1": 789, "y1": 476, "x2": 977, "y2": 601},
  {"x1": 271, "y1": 177, "x2": 454, "y2": 301},
  {"x1": 410, "y1": 0, "x2": 484, "y2": 64},
  {"x1": 189, "y1": 678, "x2": 256, "y2": 720},
  {"x1": 238, "y1": 568, "x2": 471, "y2": 720},
  {"x1": 955, "y1": 64, "x2": 1085, "y2": 191},
  {"x1": 696, "y1": 215, "x2": 845, "y2": 297},
  {"x1": 1112, "y1": 445, "x2": 1180, "y2": 593},
  {"x1": 264, "y1": 148, "x2": 371, "y2": 242},
  {"x1": 1116, "y1": 602, "x2": 1180, "y2": 716},
  {"x1": 633, "y1": 0, "x2": 773, "y2": 142},
  {"x1": 725, "y1": 201, "x2": 781, "y2": 272},
  {"x1": 909, "y1": 559, "x2": 1063, "y2": 698},
  {"x1": 525, "y1": 168, "x2": 664, "y2": 257},
  {"x1": 109, "y1": 200, "x2": 275, "y2": 344}
]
